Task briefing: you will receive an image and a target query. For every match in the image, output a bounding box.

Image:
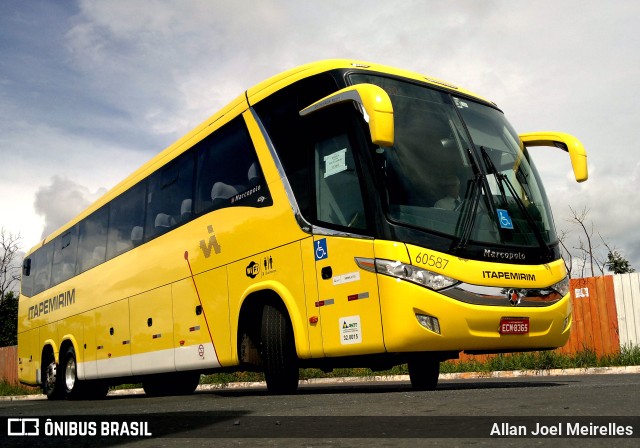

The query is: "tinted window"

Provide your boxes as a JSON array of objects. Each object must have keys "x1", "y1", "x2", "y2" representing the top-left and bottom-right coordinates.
[
  {"x1": 32, "y1": 242, "x2": 54, "y2": 295},
  {"x1": 254, "y1": 74, "x2": 371, "y2": 231},
  {"x1": 253, "y1": 74, "x2": 340, "y2": 221},
  {"x1": 195, "y1": 117, "x2": 271, "y2": 214},
  {"x1": 20, "y1": 257, "x2": 34, "y2": 297},
  {"x1": 313, "y1": 130, "x2": 366, "y2": 229},
  {"x1": 51, "y1": 227, "x2": 78, "y2": 285},
  {"x1": 107, "y1": 182, "x2": 146, "y2": 260},
  {"x1": 146, "y1": 153, "x2": 194, "y2": 240},
  {"x1": 77, "y1": 206, "x2": 109, "y2": 273}
]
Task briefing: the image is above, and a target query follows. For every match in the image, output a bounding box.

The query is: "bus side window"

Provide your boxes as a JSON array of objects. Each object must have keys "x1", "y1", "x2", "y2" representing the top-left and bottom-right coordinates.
[
  {"x1": 77, "y1": 206, "x2": 109, "y2": 274},
  {"x1": 195, "y1": 117, "x2": 269, "y2": 215},
  {"x1": 252, "y1": 73, "x2": 342, "y2": 224},
  {"x1": 32, "y1": 243, "x2": 54, "y2": 296},
  {"x1": 21, "y1": 257, "x2": 34, "y2": 298},
  {"x1": 51, "y1": 227, "x2": 78, "y2": 286},
  {"x1": 106, "y1": 182, "x2": 146, "y2": 260},
  {"x1": 145, "y1": 152, "x2": 194, "y2": 240}
]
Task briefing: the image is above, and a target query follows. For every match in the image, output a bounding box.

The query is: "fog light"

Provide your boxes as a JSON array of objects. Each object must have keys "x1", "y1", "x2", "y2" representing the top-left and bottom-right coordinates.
[
  {"x1": 563, "y1": 313, "x2": 572, "y2": 331},
  {"x1": 416, "y1": 314, "x2": 441, "y2": 334}
]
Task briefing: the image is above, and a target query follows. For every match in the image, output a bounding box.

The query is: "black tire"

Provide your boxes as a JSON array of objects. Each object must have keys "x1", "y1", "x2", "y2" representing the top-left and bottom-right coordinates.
[
  {"x1": 60, "y1": 347, "x2": 109, "y2": 400},
  {"x1": 171, "y1": 372, "x2": 201, "y2": 395},
  {"x1": 142, "y1": 377, "x2": 163, "y2": 397},
  {"x1": 408, "y1": 357, "x2": 440, "y2": 391},
  {"x1": 143, "y1": 372, "x2": 201, "y2": 397},
  {"x1": 261, "y1": 304, "x2": 299, "y2": 394},
  {"x1": 61, "y1": 346, "x2": 80, "y2": 399},
  {"x1": 42, "y1": 351, "x2": 65, "y2": 400}
]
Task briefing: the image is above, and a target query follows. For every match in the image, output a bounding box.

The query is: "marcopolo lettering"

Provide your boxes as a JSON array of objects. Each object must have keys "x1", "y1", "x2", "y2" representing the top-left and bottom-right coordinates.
[
  {"x1": 28, "y1": 288, "x2": 76, "y2": 320},
  {"x1": 482, "y1": 271, "x2": 536, "y2": 281},
  {"x1": 483, "y1": 249, "x2": 526, "y2": 261},
  {"x1": 231, "y1": 185, "x2": 261, "y2": 204}
]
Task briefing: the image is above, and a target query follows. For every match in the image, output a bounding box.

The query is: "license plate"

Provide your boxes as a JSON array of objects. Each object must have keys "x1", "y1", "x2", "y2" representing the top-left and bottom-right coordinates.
[{"x1": 499, "y1": 317, "x2": 529, "y2": 334}]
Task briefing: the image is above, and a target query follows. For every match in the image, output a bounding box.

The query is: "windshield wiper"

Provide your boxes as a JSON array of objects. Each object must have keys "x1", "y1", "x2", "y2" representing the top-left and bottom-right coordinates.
[
  {"x1": 479, "y1": 146, "x2": 552, "y2": 255},
  {"x1": 453, "y1": 173, "x2": 483, "y2": 252}
]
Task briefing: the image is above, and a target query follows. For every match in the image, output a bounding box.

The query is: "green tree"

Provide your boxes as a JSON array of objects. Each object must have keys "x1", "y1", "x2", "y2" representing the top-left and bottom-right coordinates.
[
  {"x1": 605, "y1": 250, "x2": 635, "y2": 274},
  {"x1": 0, "y1": 291, "x2": 18, "y2": 346}
]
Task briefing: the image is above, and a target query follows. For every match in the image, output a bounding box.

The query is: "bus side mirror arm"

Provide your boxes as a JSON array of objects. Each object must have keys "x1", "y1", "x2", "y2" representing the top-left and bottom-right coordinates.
[
  {"x1": 519, "y1": 132, "x2": 588, "y2": 182},
  {"x1": 299, "y1": 84, "x2": 394, "y2": 147}
]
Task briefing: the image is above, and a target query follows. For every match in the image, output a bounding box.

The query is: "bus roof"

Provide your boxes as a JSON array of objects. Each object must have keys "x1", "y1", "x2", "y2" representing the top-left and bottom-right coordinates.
[
  {"x1": 246, "y1": 59, "x2": 491, "y2": 106},
  {"x1": 27, "y1": 59, "x2": 492, "y2": 255}
]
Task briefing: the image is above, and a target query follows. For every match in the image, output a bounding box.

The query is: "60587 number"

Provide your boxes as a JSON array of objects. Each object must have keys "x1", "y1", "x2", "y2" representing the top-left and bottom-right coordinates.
[{"x1": 415, "y1": 252, "x2": 449, "y2": 270}]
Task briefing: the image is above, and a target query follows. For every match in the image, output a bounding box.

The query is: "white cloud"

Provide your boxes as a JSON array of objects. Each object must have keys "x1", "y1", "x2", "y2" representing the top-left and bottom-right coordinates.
[{"x1": 34, "y1": 176, "x2": 106, "y2": 240}]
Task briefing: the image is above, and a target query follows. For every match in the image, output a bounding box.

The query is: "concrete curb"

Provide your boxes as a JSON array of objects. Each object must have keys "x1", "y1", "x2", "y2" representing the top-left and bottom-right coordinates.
[{"x1": 3, "y1": 365, "x2": 639, "y2": 401}]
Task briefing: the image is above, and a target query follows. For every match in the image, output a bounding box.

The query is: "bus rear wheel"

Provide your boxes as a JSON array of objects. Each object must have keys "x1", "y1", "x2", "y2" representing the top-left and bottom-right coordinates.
[
  {"x1": 261, "y1": 304, "x2": 299, "y2": 394},
  {"x1": 408, "y1": 357, "x2": 440, "y2": 391},
  {"x1": 60, "y1": 346, "x2": 109, "y2": 400},
  {"x1": 61, "y1": 346, "x2": 79, "y2": 398},
  {"x1": 42, "y1": 351, "x2": 65, "y2": 400}
]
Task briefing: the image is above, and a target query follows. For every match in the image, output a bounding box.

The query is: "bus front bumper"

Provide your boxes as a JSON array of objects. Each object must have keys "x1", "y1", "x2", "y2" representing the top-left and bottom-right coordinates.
[{"x1": 378, "y1": 275, "x2": 572, "y2": 354}]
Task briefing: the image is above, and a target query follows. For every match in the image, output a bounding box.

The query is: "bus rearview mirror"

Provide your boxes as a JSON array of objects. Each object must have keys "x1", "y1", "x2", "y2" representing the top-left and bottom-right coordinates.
[
  {"x1": 299, "y1": 84, "x2": 394, "y2": 147},
  {"x1": 519, "y1": 132, "x2": 588, "y2": 182}
]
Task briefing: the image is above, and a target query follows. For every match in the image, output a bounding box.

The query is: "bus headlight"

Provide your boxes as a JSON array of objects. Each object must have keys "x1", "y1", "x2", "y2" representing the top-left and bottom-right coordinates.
[
  {"x1": 362, "y1": 258, "x2": 458, "y2": 291},
  {"x1": 550, "y1": 276, "x2": 570, "y2": 297}
]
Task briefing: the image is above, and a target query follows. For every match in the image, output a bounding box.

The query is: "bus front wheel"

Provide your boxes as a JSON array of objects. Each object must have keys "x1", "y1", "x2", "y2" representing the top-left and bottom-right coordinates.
[
  {"x1": 261, "y1": 304, "x2": 299, "y2": 394},
  {"x1": 408, "y1": 357, "x2": 440, "y2": 391}
]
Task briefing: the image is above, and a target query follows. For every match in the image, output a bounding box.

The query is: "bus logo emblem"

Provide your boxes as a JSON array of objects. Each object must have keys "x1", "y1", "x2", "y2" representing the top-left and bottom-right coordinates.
[
  {"x1": 200, "y1": 225, "x2": 221, "y2": 258},
  {"x1": 507, "y1": 289, "x2": 523, "y2": 306}
]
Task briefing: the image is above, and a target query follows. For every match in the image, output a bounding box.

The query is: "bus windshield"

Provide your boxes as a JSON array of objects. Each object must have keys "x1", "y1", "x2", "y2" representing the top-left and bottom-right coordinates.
[{"x1": 350, "y1": 74, "x2": 557, "y2": 249}]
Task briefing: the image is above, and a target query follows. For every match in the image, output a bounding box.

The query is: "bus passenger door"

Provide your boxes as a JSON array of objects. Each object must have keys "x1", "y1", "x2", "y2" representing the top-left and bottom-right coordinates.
[
  {"x1": 309, "y1": 117, "x2": 385, "y2": 356},
  {"x1": 313, "y1": 236, "x2": 384, "y2": 356}
]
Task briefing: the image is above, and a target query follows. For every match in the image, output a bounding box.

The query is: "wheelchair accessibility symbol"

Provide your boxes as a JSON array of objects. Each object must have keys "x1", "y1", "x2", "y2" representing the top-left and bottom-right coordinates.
[
  {"x1": 497, "y1": 209, "x2": 514, "y2": 230},
  {"x1": 314, "y1": 238, "x2": 328, "y2": 261}
]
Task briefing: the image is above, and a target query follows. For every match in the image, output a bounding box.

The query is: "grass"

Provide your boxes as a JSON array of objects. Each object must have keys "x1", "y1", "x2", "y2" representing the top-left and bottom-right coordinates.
[
  {"x1": 200, "y1": 345, "x2": 640, "y2": 387},
  {"x1": 0, "y1": 380, "x2": 39, "y2": 396},
  {"x1": 2, "y1": 346, "x2": 639, "y2": 395}
]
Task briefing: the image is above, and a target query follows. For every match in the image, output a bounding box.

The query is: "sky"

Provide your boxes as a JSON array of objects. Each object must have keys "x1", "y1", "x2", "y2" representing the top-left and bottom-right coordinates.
[{"x1": 1, "y1": 0, "x2": 639, "y2": 275}]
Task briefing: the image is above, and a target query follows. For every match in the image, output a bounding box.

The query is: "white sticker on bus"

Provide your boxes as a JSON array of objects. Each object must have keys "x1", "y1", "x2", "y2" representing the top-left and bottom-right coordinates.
[
  {"x1": 324, "y1": 148, "x2": 347, "y2": 178},
  {"x1": 332, "y1": 271, "x2": 360, "y2": 285},
  {"x1": 340, "y1": 315, "x2": 362, "y2": 345}
]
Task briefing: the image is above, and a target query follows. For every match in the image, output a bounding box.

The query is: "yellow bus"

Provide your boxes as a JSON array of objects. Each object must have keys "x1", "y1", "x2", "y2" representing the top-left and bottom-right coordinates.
[{"x1": 18, "y1": 60, "x2": 588, "y2": 399}]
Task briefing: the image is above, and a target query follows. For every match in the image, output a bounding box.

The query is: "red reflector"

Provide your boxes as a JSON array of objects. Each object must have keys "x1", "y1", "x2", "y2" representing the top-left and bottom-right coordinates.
[
  {"x1": 499, "y1": 317, "x2": 529, "y2": 334},
  {"x1": 309, "y1": 316, "x2": 319, "y2": 324}
]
